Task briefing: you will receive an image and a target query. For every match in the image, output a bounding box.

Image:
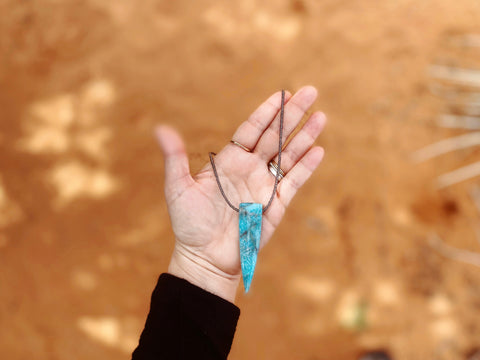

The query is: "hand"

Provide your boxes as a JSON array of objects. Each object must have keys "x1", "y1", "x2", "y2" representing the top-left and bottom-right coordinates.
[{"x1": 155, "y1": 86, "x2": 326, "y2": 303}]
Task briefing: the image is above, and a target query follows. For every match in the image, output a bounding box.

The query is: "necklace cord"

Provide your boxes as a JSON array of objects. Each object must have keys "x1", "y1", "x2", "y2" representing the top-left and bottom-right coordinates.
[{"x1": 209, "y1": 89, "x2": 286, "y2": 214}]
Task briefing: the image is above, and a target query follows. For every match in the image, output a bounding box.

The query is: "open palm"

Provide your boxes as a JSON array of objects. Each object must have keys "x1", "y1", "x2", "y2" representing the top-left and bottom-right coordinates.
[{"x1": 156, "y1": 86, "x2": 326, "y2": 301}]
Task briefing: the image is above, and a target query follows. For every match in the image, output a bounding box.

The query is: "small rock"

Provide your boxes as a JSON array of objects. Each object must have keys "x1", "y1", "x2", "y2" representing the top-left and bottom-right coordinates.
[{"x1": 358, "y1": 350, "x2": 392, "y2": 360}]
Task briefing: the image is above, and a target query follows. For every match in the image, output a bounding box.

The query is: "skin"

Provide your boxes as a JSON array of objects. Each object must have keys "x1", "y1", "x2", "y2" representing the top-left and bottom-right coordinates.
[{"x1": 155, "y1": 86, "x2": 327, "y2": 303}]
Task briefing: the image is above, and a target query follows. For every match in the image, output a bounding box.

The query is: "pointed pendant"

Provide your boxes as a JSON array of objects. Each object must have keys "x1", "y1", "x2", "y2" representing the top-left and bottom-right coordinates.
[{"x1": 239, "y1": 203, "x2": 262, "y2": 293}]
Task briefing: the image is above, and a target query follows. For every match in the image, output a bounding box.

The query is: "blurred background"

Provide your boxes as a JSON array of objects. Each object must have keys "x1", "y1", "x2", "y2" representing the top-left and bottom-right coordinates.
[{"x1": 1, "y1": 0, "x2": 480, "y2": 359}]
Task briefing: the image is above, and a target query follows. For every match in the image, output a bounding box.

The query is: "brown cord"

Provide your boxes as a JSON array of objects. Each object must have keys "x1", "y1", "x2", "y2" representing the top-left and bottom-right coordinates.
[{"x1": 209, "y1": 90, "x2": 285, "y2": 214}]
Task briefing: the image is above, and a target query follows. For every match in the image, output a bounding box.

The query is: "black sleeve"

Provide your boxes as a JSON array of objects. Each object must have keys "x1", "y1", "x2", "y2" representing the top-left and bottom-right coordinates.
[{"x1": 132, "y1": 273, "x2": 241, "y2": 360}]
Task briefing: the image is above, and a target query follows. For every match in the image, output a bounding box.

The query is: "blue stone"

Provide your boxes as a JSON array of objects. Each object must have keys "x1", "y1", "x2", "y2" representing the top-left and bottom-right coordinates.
[{"x1": 239, "y1": 202, "x2": 262, "y2": 293}]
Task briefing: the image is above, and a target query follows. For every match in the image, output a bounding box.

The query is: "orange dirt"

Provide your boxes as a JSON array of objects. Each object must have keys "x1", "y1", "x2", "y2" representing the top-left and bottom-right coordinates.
[{"x1": 1, "y1": 1, "x2": 480, "y2": 359}]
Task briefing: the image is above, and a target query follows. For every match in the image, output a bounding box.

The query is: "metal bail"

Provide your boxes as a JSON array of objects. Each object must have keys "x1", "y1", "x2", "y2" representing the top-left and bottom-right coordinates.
[{"x1": 239, "y1": 202, "x2": 262, "y2": 293}]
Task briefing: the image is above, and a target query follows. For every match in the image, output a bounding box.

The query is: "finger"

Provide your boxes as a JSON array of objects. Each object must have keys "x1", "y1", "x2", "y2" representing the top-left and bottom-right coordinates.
[
  {"x1": 278, "y1": 146, "x2": 324, "y2": 207},
  {"x1": 231, "y1": 90, "x2": 292, "y2": 151},
  {"x1": 155, "y1": 125, "x2": 194, "y2": 196},
  {"x1": 274, "y1": 111, "x2": 326, "y2": 173},
  {"x1": 254, "y1": 85, "x2": 318, "y2": 161}
]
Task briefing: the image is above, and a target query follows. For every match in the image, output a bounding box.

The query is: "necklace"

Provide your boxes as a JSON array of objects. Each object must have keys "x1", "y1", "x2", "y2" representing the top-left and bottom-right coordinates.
[{"x1": 208, "y1": 90, "x2": 285, "y2": 292}]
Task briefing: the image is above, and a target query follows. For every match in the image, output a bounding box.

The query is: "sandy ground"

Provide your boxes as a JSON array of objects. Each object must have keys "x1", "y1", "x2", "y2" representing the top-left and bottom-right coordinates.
[{"x1": 1, "y1": 1, "x2": 480, "y2": 359}]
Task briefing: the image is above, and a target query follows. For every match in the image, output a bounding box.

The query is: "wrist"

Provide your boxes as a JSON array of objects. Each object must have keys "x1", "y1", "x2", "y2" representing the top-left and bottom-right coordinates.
[{"x1": 167, "y1": 244, "x2": 241, "y2": 304}]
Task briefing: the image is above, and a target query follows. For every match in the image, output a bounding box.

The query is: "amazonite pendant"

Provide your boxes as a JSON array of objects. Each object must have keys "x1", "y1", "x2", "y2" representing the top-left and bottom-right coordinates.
[{"x1": 239, "y1": 203, "x2": 262, "y2": 293}]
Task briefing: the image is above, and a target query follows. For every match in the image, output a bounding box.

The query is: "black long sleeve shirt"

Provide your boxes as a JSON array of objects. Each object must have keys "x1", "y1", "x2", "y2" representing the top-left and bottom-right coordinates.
[{"x1": 132, "y1": 273, "x2": 241, "y2": 360}]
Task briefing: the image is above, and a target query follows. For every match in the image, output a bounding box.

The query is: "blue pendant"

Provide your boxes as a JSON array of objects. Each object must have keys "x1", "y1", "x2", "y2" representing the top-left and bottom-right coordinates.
[{"x1": 239, "y1": 203, "x2": 262, "y2": 293}]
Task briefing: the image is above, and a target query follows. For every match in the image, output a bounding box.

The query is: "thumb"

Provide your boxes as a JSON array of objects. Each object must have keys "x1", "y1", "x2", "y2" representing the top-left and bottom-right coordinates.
[{"x1": 155, "y1": 125, "x2": 194, "y2": 197}]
